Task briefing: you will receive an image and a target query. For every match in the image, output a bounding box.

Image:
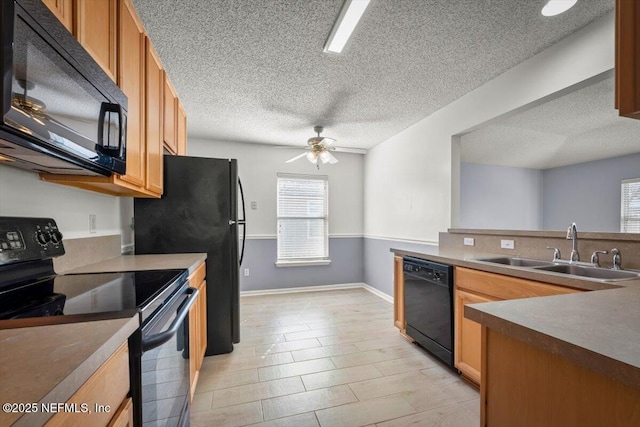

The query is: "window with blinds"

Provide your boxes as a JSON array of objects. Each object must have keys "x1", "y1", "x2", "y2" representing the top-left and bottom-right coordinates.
[
  {"x1": 621, "y1": 178, "x2": 640, "y2": 233},
  {"x1": 277, "y1": 174, "x2": 329, "y2": 262}
]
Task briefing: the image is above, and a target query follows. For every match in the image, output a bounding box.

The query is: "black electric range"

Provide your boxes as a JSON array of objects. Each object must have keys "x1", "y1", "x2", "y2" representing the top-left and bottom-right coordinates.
[
  {"x1": 0, "y1": 217, "x2": 197, "y2": 427},
  {"x1": 0, "y1": 268, "x2": 187, "y2": 324}
]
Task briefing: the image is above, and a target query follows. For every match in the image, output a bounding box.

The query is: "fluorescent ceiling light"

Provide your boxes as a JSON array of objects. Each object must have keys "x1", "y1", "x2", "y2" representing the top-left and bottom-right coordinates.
[
  {"x1": 324, "y1": 0, "x2": 371, "y2": 53},
  {"x1": 541, "y1": 0, "x2": 578, "y2": 17}
]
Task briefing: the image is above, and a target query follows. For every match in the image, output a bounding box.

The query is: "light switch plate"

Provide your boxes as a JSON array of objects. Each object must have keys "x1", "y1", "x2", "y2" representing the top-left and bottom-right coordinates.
[
  {"x1": 251, "y1": 201, "x2": 257, "y2": 210},
  {"x1": 464, "y1": 237, "x2": 475, "y2": 246},
  {"x1": 501, "y1": 239, "x2": 515, "y2": 250},
  {"x1": 89, "y1": 214, "x2": 97, "y2": 234},
  {"x1": 244, "y1": 268, "x2": 250, "y2": 277}
]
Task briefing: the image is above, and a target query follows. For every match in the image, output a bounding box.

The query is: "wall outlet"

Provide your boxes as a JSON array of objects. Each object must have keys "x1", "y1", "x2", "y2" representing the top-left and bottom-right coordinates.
[
  {"x1": 464, "y1": 237, "x2": 475, "y2": 246},
  {"x1": 500, "y1": 239, "x2": 515, "y2": 250},
  {"x1": 89, "y1": 214, "x2": 97, "y2": 234},
  {"x1": 251, "y1": 201, "x2": 257, "y2": 210},
  {"x1": 244, "y1": 268, "x2": 250, "y2": 277}
]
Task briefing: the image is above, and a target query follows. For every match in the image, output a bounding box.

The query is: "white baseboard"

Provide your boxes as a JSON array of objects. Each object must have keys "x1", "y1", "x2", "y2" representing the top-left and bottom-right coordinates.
[{"x1": 241, "y1": 282, "x2": 393, "y2": 304}]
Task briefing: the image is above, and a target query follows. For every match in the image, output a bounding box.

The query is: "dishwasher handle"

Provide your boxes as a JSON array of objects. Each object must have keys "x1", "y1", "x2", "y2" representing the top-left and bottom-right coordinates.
[{"x1": 142, "y1": 287, "x2": 199, "y2": 352}]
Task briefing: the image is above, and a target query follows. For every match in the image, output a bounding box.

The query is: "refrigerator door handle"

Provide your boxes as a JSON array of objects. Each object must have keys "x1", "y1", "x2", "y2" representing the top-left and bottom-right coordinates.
[{"x1": 238, "y1": 177, "x2": 246, "y2": 266}]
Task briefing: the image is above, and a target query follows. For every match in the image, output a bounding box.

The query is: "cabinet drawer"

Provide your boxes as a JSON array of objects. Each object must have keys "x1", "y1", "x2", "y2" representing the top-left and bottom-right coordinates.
[
  {"x1": 45, "y1": 342, "x2": 129, "y2": 427},
  {"x1": 455, "y1": 267, "x2": 581, "y2": 300}
]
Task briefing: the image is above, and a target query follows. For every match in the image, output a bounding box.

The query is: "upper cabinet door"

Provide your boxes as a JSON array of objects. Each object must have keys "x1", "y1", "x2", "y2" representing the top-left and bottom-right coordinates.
[
  {"x1": 41, "y1": 0, "x2": 73, "y2": 32},
  {"x1": 118, "y1": 0, "x2": 146, "y2": 187},
  {"x1": 177, "y1": 101, "x2": 187, "y2": 156},
  {"x1": 163, "y1": 75, "x2": 178, "y2": 155},
  {"x1": 145, "y1": 39, "x2": 164, "y2": 194},
  {"x1": 75, "y1": 0, "x2": 117, "y2": 82},
  {"x1": 615, "y1": 0, "x2": 640, "y2": 120}
]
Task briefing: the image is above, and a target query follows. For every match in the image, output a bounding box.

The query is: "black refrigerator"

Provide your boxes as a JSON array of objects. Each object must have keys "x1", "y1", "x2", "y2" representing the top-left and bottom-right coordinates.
[{"x1": 134, "y1": 155, "x2": 245, "y2": 355}]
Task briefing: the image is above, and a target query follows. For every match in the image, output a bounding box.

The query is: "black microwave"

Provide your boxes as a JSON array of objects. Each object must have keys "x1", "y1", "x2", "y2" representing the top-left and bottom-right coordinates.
[{"x1": 0, "y1": 0, "x2": 127, "y2": 176}]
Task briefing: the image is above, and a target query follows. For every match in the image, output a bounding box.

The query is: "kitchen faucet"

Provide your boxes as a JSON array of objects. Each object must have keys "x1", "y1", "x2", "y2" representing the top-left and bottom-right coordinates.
[
  {"x1": 566, "y1": 222, "x2": 579, "y2": 262},
  {"x1": 611, "y1": 248, "x2": 622, "y2": 270}
]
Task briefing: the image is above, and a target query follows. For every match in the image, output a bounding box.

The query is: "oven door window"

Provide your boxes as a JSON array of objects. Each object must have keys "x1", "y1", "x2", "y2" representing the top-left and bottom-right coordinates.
[
  {"x1": 5, "y1": 14, "x2": 122, "y2": 163},
  {"x1": 141, "y1": 306, "x2": 190, "y2": 426}
]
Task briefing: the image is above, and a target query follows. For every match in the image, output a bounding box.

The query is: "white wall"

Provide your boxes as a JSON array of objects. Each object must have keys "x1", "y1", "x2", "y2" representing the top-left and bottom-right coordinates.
[
  {"x1": 364, "y1": 12, "x2": 615, "y2": 243},
  {"x1": 0, "y1": 165, "x2": 122, "y2": 238},
  {"x1": 460, "y1": 163, "x2": 543, "y2": 230},
  {"x1": 188, "y1": 138, "x2": 364, "y2": 237}
]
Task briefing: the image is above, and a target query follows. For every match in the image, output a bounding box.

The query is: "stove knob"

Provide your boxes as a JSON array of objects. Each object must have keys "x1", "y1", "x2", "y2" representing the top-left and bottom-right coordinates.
[
  {"x1": 36, "y1": 231, "x2": 51, "y2": 245},
  {"x1": 50, "y1": 230, "x2": 63, "y2": 244}
]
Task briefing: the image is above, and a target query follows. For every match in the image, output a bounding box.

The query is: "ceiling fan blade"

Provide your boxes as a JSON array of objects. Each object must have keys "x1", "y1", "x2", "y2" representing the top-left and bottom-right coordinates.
[
  {"x1": 273, "y1": 145, "x2": 311, "y2": 150},
  {"x1": 326, "y1": 151, "x2": 339, "y2": 164},
  {"x1": 285, "y1": 152, "x2": 307, "y2": 163}
]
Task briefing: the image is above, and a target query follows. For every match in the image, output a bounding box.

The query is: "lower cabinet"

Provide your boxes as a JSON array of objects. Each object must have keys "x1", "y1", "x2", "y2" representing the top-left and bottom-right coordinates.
[
  {"x1": 393, "y1": 256, "x2": 405, "y2": 332},
  {"x1": 454, "y1": 289, "x2": 496, "y2": 384},
  {"x1": 45, "y1": 342, "x2": 130, "y2": 427},
  {"x1": 454, "y1": 267, "x2": 583, "y2": 385},
  {"x1": 188, "y1": 262, "x2": 207, "y2": 400}
]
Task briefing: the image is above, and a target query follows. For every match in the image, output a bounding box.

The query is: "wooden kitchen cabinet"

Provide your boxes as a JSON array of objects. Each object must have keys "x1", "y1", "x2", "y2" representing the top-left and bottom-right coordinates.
[
  {"x1": 482, "y1": 327, "x2": 640, "y2": 427},
  {"x1": 454, "y1": 266, "x2": 583, "y2": 385},
  {"x1": 39, "y1": 0, "x2": 188, "y2": 197},
  {"x1": 393, "y1": 256, "x2": 405, "y2": 332},
  {"x1": 41, "y1": 0, "x2": 163, "y2": 197},
  {"x1": 145, "y1": 39, "x2": 164, "y2": 194},
  {"x1": 163, "y1": 75, "x2": 178, "y2": 154},
  {"x1": 74, "y1": 0, "x2": 117, "y2": 81},
  {"x1": 454, "y1": 288, "x2": 496, "y2": 384},
  {"x1": 176, "y1": 100, "x2": 188, "y2": 155},
  {"x1": 615, "y1": 0, "x2": 640, "y2": 120},
  {"x1": 41, "y1": 0, "x2": 73, "y2": 32},
  {"x1": 188, "y1": 262, "x2": 207, "y2": 401},
  {"x1": 45, "y1": 342, "x2": 130, "y2": 427}
]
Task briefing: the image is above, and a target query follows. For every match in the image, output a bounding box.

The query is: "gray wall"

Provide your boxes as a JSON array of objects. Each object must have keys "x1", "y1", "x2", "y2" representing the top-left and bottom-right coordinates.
[
  {"x1": 240, "y1": 237, "x2": 363, "y2": 291},
  {"x1": 543, "y1": 153, "x2": 640, "y2": 231},
  {"x1": 460, "y1": 163, "x2": 543, "y2": 230},
  {"x1": 364, "y1": 238, "x2": 438, "y2": 297}
]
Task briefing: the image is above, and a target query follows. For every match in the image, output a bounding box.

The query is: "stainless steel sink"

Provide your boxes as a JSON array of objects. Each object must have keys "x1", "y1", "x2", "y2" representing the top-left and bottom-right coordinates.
[
  {"x1": 533, "y1": 264, "x2": 640, "y2": 281},
  {"x1": 474, "y1": 257, "x2": 556, "y2": 267}
]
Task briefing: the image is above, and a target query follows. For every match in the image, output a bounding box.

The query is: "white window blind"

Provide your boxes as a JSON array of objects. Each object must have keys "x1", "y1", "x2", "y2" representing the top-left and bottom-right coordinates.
[
  {"x1": 621, "y1": 178, "x2": 640, "y2": 233},
  {"x1": 277, "y1": 174, "x2": 329, "y2": 261}
]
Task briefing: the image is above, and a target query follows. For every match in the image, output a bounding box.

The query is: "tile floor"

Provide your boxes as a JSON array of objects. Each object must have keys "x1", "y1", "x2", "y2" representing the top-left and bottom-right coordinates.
[{"x1": 191, "y1": 288, "x2": 480, "y2": 427}]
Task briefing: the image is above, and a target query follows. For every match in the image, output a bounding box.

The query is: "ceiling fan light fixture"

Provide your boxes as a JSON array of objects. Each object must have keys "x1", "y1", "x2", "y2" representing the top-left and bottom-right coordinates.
[
  {"x1": 306, "y1": 151, "x2": 318, "y2": 164},
  {"x1": 319, "y1": 150, "x2": 331, "y2": 164},
  {"x1": 541, "y1": 0, "x2": 577, "y2": 17},
  {"x1": 323, "y1": 0, "x2": 371, "y2": 54}
]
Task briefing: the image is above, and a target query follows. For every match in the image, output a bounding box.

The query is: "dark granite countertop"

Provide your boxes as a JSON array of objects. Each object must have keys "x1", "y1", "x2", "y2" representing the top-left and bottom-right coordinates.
[{"x1": 391, "y1": 247, "x2": 640, "y2": 389}]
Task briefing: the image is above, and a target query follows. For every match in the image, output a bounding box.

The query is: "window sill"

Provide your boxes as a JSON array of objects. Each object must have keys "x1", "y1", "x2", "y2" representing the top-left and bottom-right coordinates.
[{"x1": 275, "y1": 260, "x2": 332, "y2": 268}]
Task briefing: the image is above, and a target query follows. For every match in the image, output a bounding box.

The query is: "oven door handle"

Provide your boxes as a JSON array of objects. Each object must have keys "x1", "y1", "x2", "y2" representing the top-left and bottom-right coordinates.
[{"x1": 142, "y1": 287, "x2": 199, "y2": 352}]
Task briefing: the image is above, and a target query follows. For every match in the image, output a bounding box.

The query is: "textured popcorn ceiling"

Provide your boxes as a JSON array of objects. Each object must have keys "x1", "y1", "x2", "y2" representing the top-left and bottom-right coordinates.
[
  {"x1": 460, "y1": 76, "x2": 640, "y2": 169},
  {"x1": 132, "y1": 0, "x2": 613, "y2": 150}
]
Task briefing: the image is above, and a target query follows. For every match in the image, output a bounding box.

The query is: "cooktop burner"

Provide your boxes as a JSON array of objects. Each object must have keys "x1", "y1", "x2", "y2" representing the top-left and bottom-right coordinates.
[{"x1": 0, "y1": 269, "x2": 187, "y2": 323}]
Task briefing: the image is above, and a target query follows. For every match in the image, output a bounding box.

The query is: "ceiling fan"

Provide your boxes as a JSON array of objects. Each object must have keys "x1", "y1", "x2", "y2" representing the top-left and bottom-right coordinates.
[{"x1": 285, "y1": 126, "x2": 340, "y2": 165}]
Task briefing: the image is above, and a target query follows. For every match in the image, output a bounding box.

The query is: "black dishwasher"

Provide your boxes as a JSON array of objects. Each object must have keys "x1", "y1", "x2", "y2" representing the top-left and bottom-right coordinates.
[{"x1": 403, "y1": 256, "x2": 454, "y2": 367}]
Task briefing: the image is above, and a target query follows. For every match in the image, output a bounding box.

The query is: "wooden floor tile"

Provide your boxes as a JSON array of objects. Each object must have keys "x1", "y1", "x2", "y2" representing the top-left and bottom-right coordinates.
[
  {"x1": 315, "y1": 395, "x2": 416, "y2": 427},
  {"x1": 261, "y1": 385, "x2": 357, "y2": 420},
  {"x1": 258, "y1": 358, "x2": 336, "y2": 381},
  {"x1": 301, "y1": 364, "x2": 382, "y2": 390},
  {"x1": 377, "y1": 401, "x2": 478, "y2": 427},
  {"x1": 190, "y1": 401, "x2": 263, "y2": 427},
  {"x1": 211, "y1": 377, "x2": 305, "y2": 409}
]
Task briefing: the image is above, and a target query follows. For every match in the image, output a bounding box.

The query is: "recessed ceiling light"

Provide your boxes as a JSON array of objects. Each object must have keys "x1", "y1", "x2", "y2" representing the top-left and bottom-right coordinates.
[
  {"x1": 541, "y1": 0, "x2": 578, "y2": 17},
  {"x1": 324, "y1": 0, "x2": 371, "y2": 54}
]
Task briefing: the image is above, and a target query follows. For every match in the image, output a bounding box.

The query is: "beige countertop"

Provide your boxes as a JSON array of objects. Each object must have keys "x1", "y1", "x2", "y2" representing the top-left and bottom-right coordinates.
[
  {"x1": 63, "y1": 253, "x2": 207, "y2": 275},
  {"x1": 0, "y1": 315, "x2": 139, "y2": 427},
  {"x1": 391, "y1": 247, "x2": 640, "y2": 389}
]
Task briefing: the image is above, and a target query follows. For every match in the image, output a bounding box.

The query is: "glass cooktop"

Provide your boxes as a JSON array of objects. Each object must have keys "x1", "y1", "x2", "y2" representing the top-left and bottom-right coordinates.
[{"x1": 0, "y1": 269, "x2": 187, "y2": 323}]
